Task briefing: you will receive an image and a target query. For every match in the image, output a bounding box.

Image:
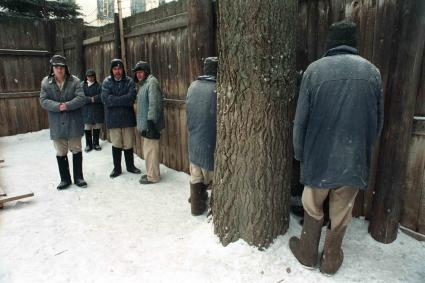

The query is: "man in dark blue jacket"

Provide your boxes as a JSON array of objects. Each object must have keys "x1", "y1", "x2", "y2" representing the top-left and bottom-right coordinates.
[
  {"x1": 102, "y1": 59, "x2": 141, "y2": 178},
  {"x1": 82, "y1": 69, "x2": 104, "y2": 152},
  {"x1": 186, "y1": 57, "x2": 217, "y2": 215},
  {"x1": 289, "y1": 21, "x2": 384, "y2": 275}
]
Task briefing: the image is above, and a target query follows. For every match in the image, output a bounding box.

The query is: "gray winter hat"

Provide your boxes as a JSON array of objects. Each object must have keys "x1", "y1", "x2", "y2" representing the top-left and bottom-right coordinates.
[
  {"x1": 326, "y1": 20, "x2": 358, "y2": 50},
  {"x1": 132, "y1": 61, "x2": 151, "y2": 81},
  {"x1": 49, "y1": 55, "x2": 70, "y2": 76},
  {"x1": 203, "y1": 57, "x2": 218, "y2": 77},
  {"x1": 50, "y1": 55, "x2": 67, "y2": 66}
]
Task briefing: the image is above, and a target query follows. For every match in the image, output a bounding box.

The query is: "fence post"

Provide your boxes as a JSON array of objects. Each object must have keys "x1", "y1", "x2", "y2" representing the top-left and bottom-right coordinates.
[
  {"x1": 114, "y1": 13, "x2": 122, "y2": 59},
  {"x1": 369, "y1": 0, "x2": 425, "y2": 243},
  {"x1": 187, "y1": 0, "x2": 215, "y2": 81},
  {"x1": 74, "y1": 19, "x2": 85, "y2": 80}
]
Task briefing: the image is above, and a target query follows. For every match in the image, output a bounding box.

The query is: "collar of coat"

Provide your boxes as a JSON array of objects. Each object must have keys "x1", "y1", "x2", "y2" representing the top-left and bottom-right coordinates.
[
  {"x1": 197, "y1": 75, "x2": 216, "y2": 82},
  {"x1": 324, "y1": 45, "x2": 358, "y2": 57},
  {"x1": 140, "y1": 74, "x2": 153, "y2": 85},
  {"x1": 48, "y1": 75, "x2": 71, "y2": 84}
]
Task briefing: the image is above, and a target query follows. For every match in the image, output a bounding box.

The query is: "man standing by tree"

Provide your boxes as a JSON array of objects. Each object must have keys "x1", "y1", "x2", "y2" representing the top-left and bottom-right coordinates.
[
  {"x1": 133, "y1": 61, "x2": 164, "y2": 185},
  {"x1": 102, "y1": 59, "x2": 141, "y2": 178},
  {"x1": 40, "y1": 55, "x2": 87, "y2": 190},
  {"x1": 290, "y1": 20, "x2": 384, "y2": 275},
  {"x1": 186, "y1": 57, "x2": 217, "y2": 215}
]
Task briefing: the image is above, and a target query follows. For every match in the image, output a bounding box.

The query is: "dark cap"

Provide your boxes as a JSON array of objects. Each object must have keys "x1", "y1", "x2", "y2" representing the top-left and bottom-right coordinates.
[
  {"x1": 109, "y1": 58, "x2": 126, "y2": 79},
  {"x1": 85, "y1": 69, "x2": 96, "y2": 76},
  {"x1": 111, "y1": 59, "x2": 124, "y2": 69},
  {"x1": 326, "y1": 20, "x2": 358, "y2": 50},
  {"x1": 204, "y1": 57, "x2": 218, "y2": 77},
  {"x1": 132, "y1": 61, "x2": 151, "y2": 81}
]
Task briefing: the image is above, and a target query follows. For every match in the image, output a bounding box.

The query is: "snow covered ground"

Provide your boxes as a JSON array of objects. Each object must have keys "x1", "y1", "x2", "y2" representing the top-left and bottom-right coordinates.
[{"x1": 0, "y1": 130, "x2": 424, "y2": 283}]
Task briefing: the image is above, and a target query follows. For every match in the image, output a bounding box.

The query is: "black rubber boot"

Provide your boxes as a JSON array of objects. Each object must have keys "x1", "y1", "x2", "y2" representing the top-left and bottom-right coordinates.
[
  {"x1": 110, "y1": 146, "x2": 122, "y2": 178},
  {"x1": 93, "y1": 129, "x2": 101, "y2": 151},
  {"x1": 124, "y1": 148, "x2": 141, "y2": 174},
  {"x1": 56, "y1": 155, "x2": 72, "y2": 190},
  {"x1": 84, "y1": 130, "x2": 93, "y2": 152},
  {"x1": 190, "y1": 182, "x2": 208, "y2": 216},
  {"x1": 72, "y1": 152, "x2": 87, "y2": 188}
]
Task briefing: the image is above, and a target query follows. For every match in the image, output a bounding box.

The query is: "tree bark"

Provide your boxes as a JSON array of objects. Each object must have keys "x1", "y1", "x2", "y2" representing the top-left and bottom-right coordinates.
[{"x1": 212, "y1": 0, "x2": 297, "y2": 249}]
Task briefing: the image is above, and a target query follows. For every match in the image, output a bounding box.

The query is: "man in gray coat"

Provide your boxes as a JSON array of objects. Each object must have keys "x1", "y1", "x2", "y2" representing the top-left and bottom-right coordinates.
[
  {"x1": 40, "y1": 55, "x2": 87, "y2": 190},
  {"x1": 134, "y1": 61, "x2": 164, "y2": 185},
  {"x1": 289, "y1": 20, "x2": 384, "y2": 275},
  {"x1": 186, "y1": 57, "x2": 217, "y2": 215}
]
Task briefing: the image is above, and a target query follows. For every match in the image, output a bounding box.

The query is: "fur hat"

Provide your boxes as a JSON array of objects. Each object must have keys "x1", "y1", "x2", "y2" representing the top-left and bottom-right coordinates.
[
  {"x1": 85, "y1": 69, "x2": 96, "y2": 77},
  {"x1": 84, "y1": 69, "x2": 96, "y2": 82},
  {"x1": 326, "y1": 20, "x2": 358, "y2": 50},
  {"x1": 203, "y1": 57, "x2": 218, "y2": 77},
  {"x1": 49, "y1": 55, "x2": 70, "y2": 77},
  {"x1": 132, "y1": 61, "x2": 151, "y2": 82},
  {"x1": 110, "y1": 59, "x2": 126, "y2": 79}
]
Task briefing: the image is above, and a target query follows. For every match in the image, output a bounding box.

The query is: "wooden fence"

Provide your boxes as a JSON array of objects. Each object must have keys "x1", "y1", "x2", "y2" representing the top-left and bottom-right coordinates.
[
  {"x1": 0, "y1": 16, "x2": 50, "y2": 136},
  {"x1": 80, "y1": 0, "x2": 214, "y2": 173},
  {"x1": 0, "y1": 16, "x2": 85, "y2": 137},
  {"x1": 0, "y1": 0, "x2": 424, "y2": 237},
  {"x1": 296, "y1": 0, "x2": 425, "y2": 239}
]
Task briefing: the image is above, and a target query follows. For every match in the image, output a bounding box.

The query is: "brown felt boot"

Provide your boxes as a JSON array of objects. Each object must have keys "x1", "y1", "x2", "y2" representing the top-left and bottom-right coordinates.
[
  {"x1": 320, "y1": 226, "x2": 347, "y2": 275},
  {"x1": 188, "y1": 183, "x2": 208, "y2": 203},
  {"x1": 289, "y1": 213, "x2": 324, "y2": 269},
  {"x1": 190, "y1": 182, "x2": 207, "y2": 215}
]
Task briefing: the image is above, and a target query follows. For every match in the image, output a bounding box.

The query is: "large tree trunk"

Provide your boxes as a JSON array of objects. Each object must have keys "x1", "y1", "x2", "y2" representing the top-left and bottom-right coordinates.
[{"x1": 212, "y1": 0, "x2": 297, "y2": 249}]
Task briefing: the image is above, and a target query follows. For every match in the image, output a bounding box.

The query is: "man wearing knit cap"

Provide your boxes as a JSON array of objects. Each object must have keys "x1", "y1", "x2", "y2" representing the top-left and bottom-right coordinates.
[
  {"x1": 102, "y1": 59, "x2": 141, "y2": 178},
  {"x1": 40, "y1": 55, "x2": 87, "y2": 190},
  {"x1": 186, "y1": 57, "x2": 217, "y2": 216},
  {"x1": 290, "y1": 20, "x2": 384, "y2": 275},
  {"x1": 134, "y1": 61, "x2": 164, "y2": 185}
]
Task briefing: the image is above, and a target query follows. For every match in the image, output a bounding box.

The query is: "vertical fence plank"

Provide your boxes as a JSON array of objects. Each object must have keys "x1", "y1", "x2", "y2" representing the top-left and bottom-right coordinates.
[{"x1": 369, "y1": 0, "x2": 425, "y2": 243}]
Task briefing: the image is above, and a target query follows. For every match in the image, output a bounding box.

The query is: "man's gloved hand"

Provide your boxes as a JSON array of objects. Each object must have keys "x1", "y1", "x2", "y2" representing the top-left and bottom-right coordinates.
[
  {"x1": 145, "y1": 120, "x2": 160, "y2": 139},
  {"x1": 147, "y1": 120, "x2": 155, "y2": 132}
]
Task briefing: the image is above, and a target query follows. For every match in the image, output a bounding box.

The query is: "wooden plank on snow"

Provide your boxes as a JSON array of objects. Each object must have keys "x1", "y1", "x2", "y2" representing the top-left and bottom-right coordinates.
[
  {"x1": 0, "y1": 192, "x2": 34, "y2": 208},
  {"x1": 0, "y1": 186, "x2": 6, "y2": 197}
]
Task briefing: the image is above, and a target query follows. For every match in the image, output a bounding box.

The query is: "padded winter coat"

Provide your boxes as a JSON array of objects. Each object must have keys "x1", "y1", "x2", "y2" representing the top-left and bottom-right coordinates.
[
  {"x1": 101, "y1": 76, "x2": 137, "y2": 129},
  {"x1": 186, "y1": 76, "x2": 217, "y2": 171},
  {"x1": 293, "y1": 45, "x2": 384, "y2": 189},
  {"x1": 81, "y1": 81, "x2": 104, "y2": 124},
  {"x1": 40, "y1": 75, "x2": 86, "y2": 140},
  {"x1": 136, "y1": 74, "x2": 165, "y2": 134}
]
